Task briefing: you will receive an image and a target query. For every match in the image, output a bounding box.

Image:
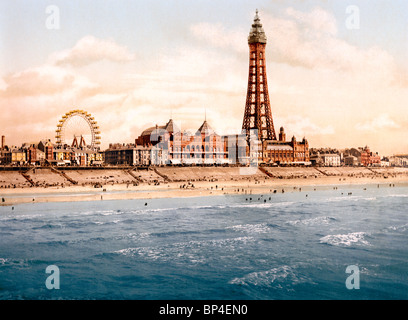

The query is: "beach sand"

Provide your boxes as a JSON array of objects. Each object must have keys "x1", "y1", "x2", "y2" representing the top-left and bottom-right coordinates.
[{"x1": 1, "y1": 166, "x2": 407, "y2": 206}]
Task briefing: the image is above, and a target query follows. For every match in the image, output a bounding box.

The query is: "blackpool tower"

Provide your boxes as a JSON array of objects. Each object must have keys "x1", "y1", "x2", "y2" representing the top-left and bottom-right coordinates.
[{"x1": 242, "y1": 10, "x2": 277, "y2": 142}]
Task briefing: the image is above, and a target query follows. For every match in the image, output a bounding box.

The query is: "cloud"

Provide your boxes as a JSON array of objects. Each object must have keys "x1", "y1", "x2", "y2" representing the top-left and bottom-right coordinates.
[
  {"x1": 1, "y1": 65, "x2": 75, "y2": 97},
  {"x1": 285, "y1": 7, "x2": 337, "y2": 36},
  {"x1": 356, "y1": 113, "x2": 400, "y2": 132},
  {"x1": 53, "y1": 35, "x2": 135, "y2": 67},
  {"x1": 279, "y1": 115, "x2": 335, "y2": 138},
  {"x1": 190, "y1": 23, "x2": 247, "y2": 53},
  {"x1": 190, "y1": 7, "x2": 399, "y2": 87},
  {"x1": 263, "y1": 7, "x2": 397, "y2": 82}
]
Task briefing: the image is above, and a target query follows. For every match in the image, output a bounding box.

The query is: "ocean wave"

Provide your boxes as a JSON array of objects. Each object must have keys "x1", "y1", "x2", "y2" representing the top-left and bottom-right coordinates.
[
  {"x1": 385, "y1": 223, "x2": 408, "y2": 233},
  {"x1": 322, "y1": 196, "x2": 377, "y2": 203},
  {"x1": 114, "y1": 246, "x2": 205, "y2": 264},
  {"x1": 387, "y1": 194, "x2": 408, "y2": 198},
  {"x1": 227, "y1": 223, "x2": 271, "y2": 234},
  {"x1": 229, "y1": 265, "x2": 310, "y2": 287},
  {"x1": 286, "y1": 216, "x2": 337, "y2": 226},
  {"x1": 319, "y1": 232, "x2": 370, "y2": 247},
  {"x1": 113, "y1": 236, "x2": 255, "y2": 264},
  {"x1": 115, "y1": 232, "x2": 151, "y2": 241},
  {"x1": 0, "y1": 258, "x2": 31, "y2": 268},
  {"x1": 218, "y1": 202, "x2": 294, "y2": 210},
  {"x1": 32, "y1": 223, "x2": 64, "y2": 230}
]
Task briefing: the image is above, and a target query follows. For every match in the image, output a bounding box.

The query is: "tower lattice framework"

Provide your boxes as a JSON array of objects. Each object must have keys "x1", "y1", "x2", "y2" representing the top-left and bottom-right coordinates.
[{"x1": 242, "y1": 10, "x2": 277, "y2": 141}]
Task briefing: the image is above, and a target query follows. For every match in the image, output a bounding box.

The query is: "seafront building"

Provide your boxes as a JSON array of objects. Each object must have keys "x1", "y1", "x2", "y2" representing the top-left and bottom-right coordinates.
[
  {"x1": 134, "y1": 119, "x2": 230, "y2": 165},
  {"x1": 104, "y1": 143, "x2": 152, "y2": 166}
]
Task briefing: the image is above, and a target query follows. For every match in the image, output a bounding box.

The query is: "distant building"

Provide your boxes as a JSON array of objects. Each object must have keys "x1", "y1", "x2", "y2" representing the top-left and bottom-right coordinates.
[
  {"x1": 0, "y1": 150, "x2": 11, "y2": 165},
  {"x1": 390, "y1": 155, "x2": 408, "y2": 167},
  {"x1": 321, "y1": 153, "x2": 341, "y2": 166},
  {"x1": 104, "y1": 144, "x2": 152, "y2": 166},
  {"x1": 10, "y1": 147, "x2": 26, "y2": 165},
  {"x1": 261, "y1": 128, "x2": 309, "y2": 165},
  {"x1": 381, "y1": 157, "x2": 390, "y2": 167},
  {"x1": 27, "y1": 145, "x2": 45, "y2": 165},
  {"x1": 344, "y1": 156, "x2": 359, "y2": 166},
  {"x1": 310, "y1": 150, "x2": 341, "y2": 167},
  {"x1": 360, "y1": 146, "x2": 381, "y2": 166},
  {"x1": 343, "y1": 148, "x2": 362, "y2": 164}
]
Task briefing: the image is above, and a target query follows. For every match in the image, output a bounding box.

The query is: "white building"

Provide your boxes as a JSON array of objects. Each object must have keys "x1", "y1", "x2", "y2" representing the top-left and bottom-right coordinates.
[{"x1": 321, "y1": 153, "x2": 341, "y2": 167}]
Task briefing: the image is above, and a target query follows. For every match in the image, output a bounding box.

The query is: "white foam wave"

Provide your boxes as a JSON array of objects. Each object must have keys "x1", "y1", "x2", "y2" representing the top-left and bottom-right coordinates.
[
  {"x1": 323, "y1": 196, "x2": 376, "y2": 203},
  {"x1": 223, "y1": 202, "x2": 294, "y2": 209},
  {"x1": 114, "y1": 236, "x2": 254, "y2": 263},
  {"x1": 287, "y1": 216, "x2": 336, "y2": 226},
  {"x1": 227, "y1": 223, "x2": 270, "y2": 234},
  {"x1": 319, "y1": 232, "x2": 370, "y2": 247},
  {"x1": 229, "y1": 265, "x2": 309, "y2": 287},
  {"x1": 386, "y1": 223, "x2": 408, "y2": 233}
]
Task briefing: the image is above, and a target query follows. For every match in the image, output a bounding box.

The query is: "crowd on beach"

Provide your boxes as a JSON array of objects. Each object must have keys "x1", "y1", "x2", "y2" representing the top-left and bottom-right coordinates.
[{"x1": 0, "y1": 167, "x2": 407, "y2": 191}]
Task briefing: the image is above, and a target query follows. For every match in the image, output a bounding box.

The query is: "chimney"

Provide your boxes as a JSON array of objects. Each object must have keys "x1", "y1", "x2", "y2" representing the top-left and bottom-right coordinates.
[{"x1": 1, "y1": 135, "x2": 4, "y2": 149}]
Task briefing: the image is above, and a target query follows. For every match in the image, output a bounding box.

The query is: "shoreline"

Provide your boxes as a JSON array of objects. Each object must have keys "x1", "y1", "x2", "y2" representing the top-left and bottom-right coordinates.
[{"x1": 1, "y1": 174, "x2": 407, "y2": 206}]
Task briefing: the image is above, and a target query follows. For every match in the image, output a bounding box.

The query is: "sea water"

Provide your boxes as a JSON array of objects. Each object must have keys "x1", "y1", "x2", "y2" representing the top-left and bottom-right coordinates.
[{"x1": 1, "y1": 184, "x2": 407, "y2": 300}]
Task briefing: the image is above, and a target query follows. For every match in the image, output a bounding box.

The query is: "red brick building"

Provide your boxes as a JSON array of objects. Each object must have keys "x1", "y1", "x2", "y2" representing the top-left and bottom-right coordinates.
[
  {"x1": 360, "y1": 146, "x2": 380, "y2": 166},
  {"x1": 135, "y1": 119, "x2": 228, "y2": 165}
]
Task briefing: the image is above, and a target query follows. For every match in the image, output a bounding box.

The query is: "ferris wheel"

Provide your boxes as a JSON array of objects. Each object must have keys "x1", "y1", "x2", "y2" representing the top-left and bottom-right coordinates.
[{"x1": 55, "y1": 109, "x2": 101, "y2": 150}]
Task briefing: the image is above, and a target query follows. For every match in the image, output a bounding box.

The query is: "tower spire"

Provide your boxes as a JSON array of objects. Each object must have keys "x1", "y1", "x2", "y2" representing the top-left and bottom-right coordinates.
[
  {"x1": 242, "y1": 9, "x2": 277, "y2": 141},
  {"x1": 248, "y1": 9, "x2": 267, "y2": 44}
]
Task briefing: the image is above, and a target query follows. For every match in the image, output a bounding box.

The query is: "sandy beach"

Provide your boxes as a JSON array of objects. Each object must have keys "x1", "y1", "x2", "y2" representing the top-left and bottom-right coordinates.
[{"x1": 1, "y1": 166, "x2": 408, "y2": 206}]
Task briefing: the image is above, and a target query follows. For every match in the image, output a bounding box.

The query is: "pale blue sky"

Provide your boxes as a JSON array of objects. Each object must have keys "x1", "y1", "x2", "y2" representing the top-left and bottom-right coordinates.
[{"x1": 1, "y1": 0, "x2": 407, "y2": 73}]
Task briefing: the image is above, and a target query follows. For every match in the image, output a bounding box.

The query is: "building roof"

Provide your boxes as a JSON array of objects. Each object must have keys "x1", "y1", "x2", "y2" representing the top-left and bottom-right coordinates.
[
  {"x1": 140, "y1": 125, "x2": 165, "y2": 137},
  {"x1": 164, "y1": 118, "x2": 180, "y2": 134},
  {"x1": 266, "y1": 145, "x2": 293, "y2": 151},
  {"x1": 196, "y1": 120, "x2": 215, "y2": 136},
  {"x1": 140, "y1": 119, "x2": 180, "y2": 137},
  {"x1": 248, "y1": 9, "x2": 267, "y2": 44}
]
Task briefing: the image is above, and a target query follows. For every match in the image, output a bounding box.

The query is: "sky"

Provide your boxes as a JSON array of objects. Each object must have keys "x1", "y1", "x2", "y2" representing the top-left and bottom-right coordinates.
[{"x1": 0, "y1": 0, "x2": 408, "y2": 156}]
